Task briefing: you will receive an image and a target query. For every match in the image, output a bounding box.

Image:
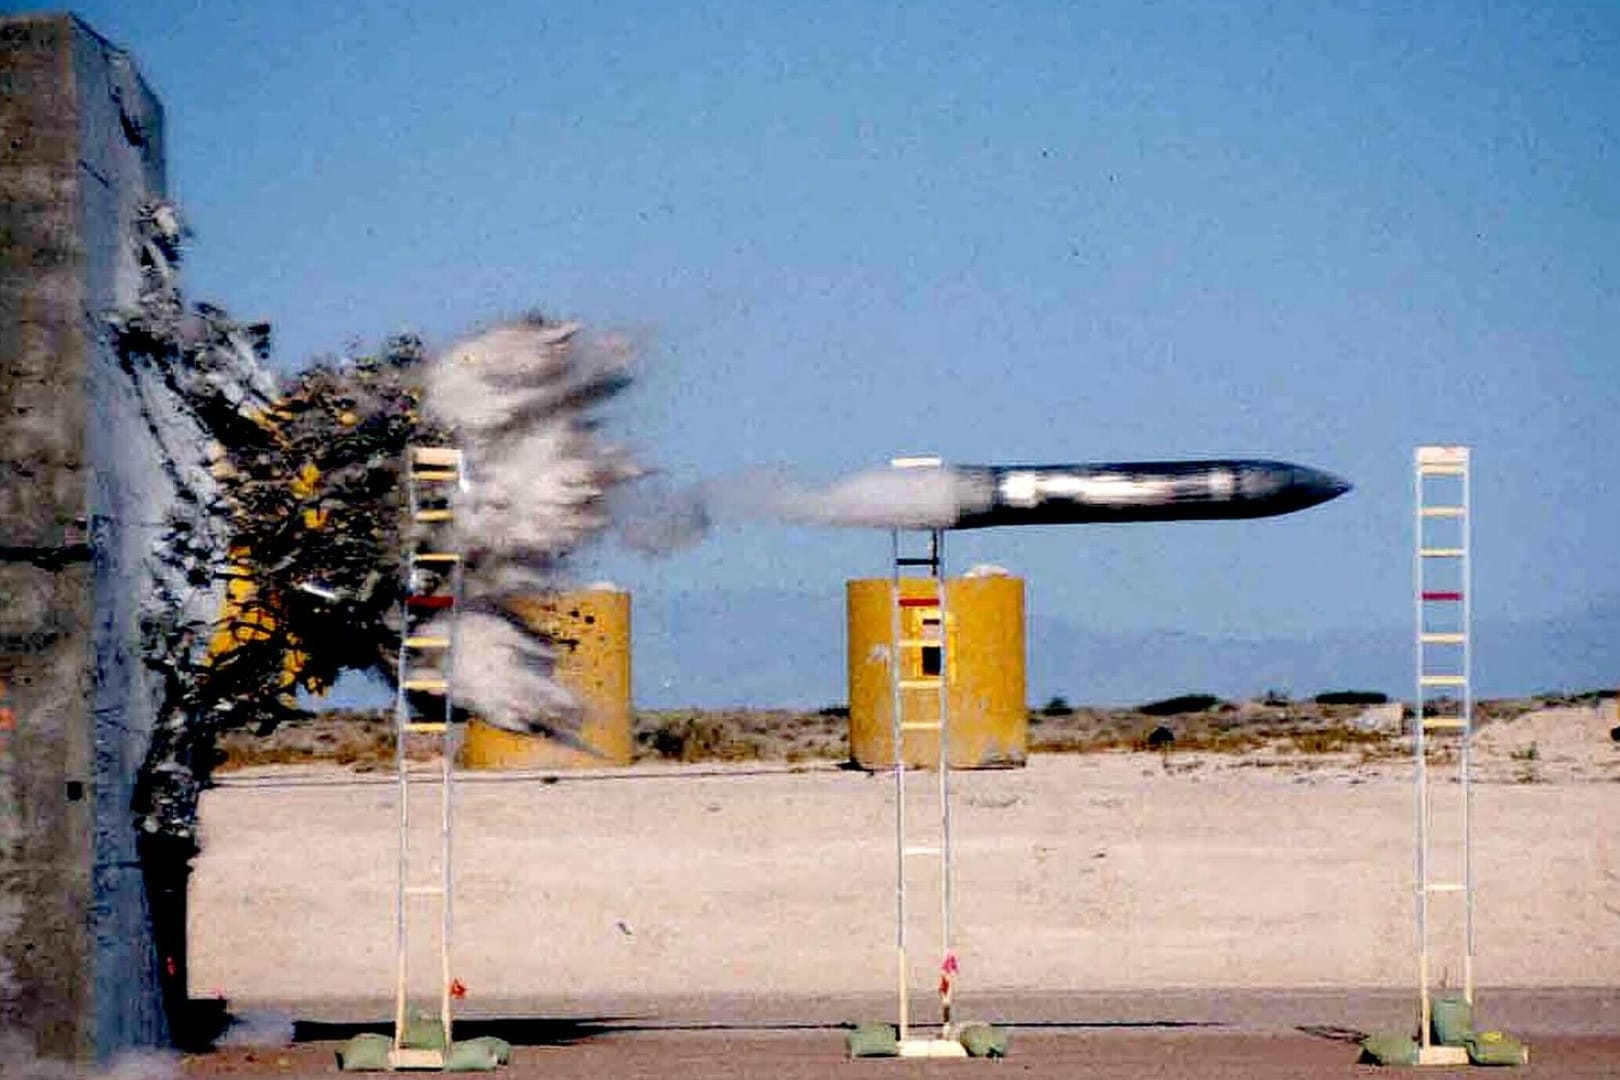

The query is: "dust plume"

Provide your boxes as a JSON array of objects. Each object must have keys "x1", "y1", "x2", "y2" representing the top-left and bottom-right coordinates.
[
  {"x1": 215, "y1": 1009, "x2": 294, "y2": 1048},
  {"x1": 0, "y1": 1032, "x2": 180, "y2": 1079}
]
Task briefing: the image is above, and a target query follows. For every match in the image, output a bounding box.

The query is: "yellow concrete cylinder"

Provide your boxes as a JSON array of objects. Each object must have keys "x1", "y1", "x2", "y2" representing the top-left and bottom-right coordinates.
[
  {"x1": 460, "y1": 588, "x2": 632, "y2": 769},
  {"x1": 847, "y1": 572, "x2": 1026, "y2": 769}
]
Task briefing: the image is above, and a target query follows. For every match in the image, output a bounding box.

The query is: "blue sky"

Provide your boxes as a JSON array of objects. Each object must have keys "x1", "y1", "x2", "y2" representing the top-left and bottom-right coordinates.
[{"x1": 63, "y1": 1, "x2": 1619, "y2": 700}]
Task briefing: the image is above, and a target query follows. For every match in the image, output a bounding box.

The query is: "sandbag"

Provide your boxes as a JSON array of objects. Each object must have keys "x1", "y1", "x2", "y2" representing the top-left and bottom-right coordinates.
[
  {"x1": 456, "y1": 1036, "x2": 512, "y2": 1066},
  {"x1": 845, "y1": 1022, "x2": 899, "y2": 1058},
  {"x1": 1430, "y1": 996, "x2": 1472, "y2": 1047},
  {"x1": 1466, "y1": 1030, "x2": 1527, "y2": 1067},
  {"x1": 336, "y1": 1032, "x2": 392, "y2": 1072},
  {"x1": 443, "y1": 1041, "x2": 500, "y2": 1072},
  {"x1": 957, "y1": 1023, "x2": 1010, "y2": 1058},
  {"x1": 403, "y1": 1016, "x2": 449, "y2": 1051},
  {"x1": 1357, "y1": 1030, "x2": 1418, "y2": 1067}
]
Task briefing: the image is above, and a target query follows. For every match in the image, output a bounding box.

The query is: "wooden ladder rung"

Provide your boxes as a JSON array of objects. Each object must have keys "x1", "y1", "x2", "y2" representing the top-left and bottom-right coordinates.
[
  {"x1": 388, "y1": 1048, "x2": 447, "y2": 1070},
  {"x1": 410, "y1": 447, "x2": 462, "y2": 467}
]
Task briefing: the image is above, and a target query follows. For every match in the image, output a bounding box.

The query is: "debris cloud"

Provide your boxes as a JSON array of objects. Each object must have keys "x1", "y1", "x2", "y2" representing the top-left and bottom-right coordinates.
[
  {"x1": 417, "y1": 318, "x2": 640, "y2": 732},
  {"x1": 110, "y1": 201, "x2": 643, "y2": 840}
]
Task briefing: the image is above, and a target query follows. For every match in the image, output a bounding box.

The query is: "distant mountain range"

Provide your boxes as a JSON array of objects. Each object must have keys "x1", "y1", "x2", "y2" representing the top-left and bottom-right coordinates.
[
  {"x1": 629, "y1": 588, "x2": 1620, "y2": 709},
  {"x1": 313, "y1": 588, "x2": 1617, "y2": 713}
]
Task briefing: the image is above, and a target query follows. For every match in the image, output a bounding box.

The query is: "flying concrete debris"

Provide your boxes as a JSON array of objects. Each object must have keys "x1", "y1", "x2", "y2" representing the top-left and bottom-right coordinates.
[{"x1": 763, "y1": 458, "x2": 1351, "y2": 531}]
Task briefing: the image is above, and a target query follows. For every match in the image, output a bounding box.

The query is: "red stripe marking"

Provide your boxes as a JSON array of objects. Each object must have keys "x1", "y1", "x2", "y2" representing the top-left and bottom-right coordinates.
[
  {"x1": 1422, "y1": 591, "x2": 1463, "y2": 601},
  {"x1": 897, "y1": 596, "x2": 940, "y2": 608},
  {"x1": 406, "y1": 594, "x2": 455, "y2": 610}
]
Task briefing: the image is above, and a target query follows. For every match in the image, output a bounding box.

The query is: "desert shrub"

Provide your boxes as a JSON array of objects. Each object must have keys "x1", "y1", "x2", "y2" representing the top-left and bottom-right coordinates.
[
  {"x1": 1287, "y1": 727, "x2": 1390, "y2": 755},
  {"x1": 1139, "y1": 693, "x2": 1222, "y2": 717},
  {"x1": 1510, "y1": 742, "x2": 1539, "y2": 762},
  {"x1": 1143, "y1": 724, "x2": 1175, "y2": 749},
  {"x1": 639, "y1": 713, "x2": 746, "y2": 762},
  {"x1": 817, "y1": 704, "x2": 850, "y2": 718},
  {"x1": 1041, "y1": 695, "x2": 1073, "y2": 717},
  {"x1": 1314, "y1": 690, "x2": 1390, "y2": 706}
]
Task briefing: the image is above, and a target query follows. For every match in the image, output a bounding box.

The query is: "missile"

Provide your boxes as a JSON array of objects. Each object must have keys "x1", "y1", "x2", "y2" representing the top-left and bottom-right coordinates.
[
  {"x1": 767, "y1": 458, "x2": 1350, "y2": 531},
  {"x1": 943, "y1": 459, "x2": 1352, "y2": 529},
  {"x1": 660, "y1": 457, "x2": 1350, "y2": 537}
]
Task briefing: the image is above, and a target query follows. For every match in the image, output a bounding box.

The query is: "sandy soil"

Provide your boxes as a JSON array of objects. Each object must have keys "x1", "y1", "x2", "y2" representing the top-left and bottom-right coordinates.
[{"x1": 185, "y1": 704, "x2": 1619, "y2": 1073}]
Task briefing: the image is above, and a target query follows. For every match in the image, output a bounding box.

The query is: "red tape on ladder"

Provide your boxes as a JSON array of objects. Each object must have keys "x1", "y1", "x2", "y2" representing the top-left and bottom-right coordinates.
[{"x1": 1421, "y1": 591, "x2": 1464, "y2": 601}]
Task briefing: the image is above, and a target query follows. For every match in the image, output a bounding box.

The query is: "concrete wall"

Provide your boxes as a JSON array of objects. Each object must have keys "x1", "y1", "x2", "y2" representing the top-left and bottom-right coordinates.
[{"x1": 0, "y1": 12, "x2": 183, "y2": 1062}]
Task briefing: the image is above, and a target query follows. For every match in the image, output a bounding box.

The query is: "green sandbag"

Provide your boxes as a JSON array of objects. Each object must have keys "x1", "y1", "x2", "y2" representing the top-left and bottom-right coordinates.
[
  {"x1": 1358, "y1": 1030, "x2": 1418, "y2": 1067},
  {"x1": 403, "y1": 1015, "x2": 449, "y2": 1051},
  {"x1": 456, "y1": 1036, "x2": 512, "y2": 1066},
  {"x1": 336, "y1": 1032, "x2": 393, "y2": 1072},
  {"x1": 957, "y1": 1023, "x2": 1010, "y2": 1059},
  {"x1": 845, "y1": 1022, "x2": 898, "y2": 1058},
  {"x1": 443, "y1": 1041, "x2": 500, "y2": 1072},
  {"x1": 1466, "y1": 1030, "x2": 1527, "y2": 1067},
  {"x1": 1430, "y1": 996, "x2": 1472, "y2": 1047}
]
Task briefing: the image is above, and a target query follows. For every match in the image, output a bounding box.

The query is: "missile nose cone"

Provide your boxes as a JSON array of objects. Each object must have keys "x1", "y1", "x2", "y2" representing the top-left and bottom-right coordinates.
[{"x1": 1296, "y1": 466, "x2": 1352, "y2": 507}]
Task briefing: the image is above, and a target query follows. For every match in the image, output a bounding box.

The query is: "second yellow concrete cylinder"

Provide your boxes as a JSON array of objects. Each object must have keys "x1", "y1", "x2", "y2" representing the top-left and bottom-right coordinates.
[
  {"x1": 459, "y1": 587, "x2": 632, "y2": 769},
  {"x1": 846, "y1": 572, "x2": 1026, "y2": 769}
]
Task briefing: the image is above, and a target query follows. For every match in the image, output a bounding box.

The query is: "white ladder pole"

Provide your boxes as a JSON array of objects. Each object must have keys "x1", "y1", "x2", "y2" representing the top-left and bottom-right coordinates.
[
  {"x1": 1460, "y1": 454, "x2": 1474, "y2": 1006},
  {"x1": 888, "y1": 528, "x2": 909, "y2": 1043},
  {"x1": 1412, "y1": 452, "x2": 1431, "y2": 1049},
  {"x1": 933, "y1": 527, "x2": 954, "y2": 1040},
  {"x1": 393, "y1": 473, "x2": 417, "y2": 1048}
]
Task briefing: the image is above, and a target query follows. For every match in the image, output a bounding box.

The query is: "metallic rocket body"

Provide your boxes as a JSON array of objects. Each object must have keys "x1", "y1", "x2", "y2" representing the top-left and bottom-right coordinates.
[{"x1": 943, "y1": 460, "x2": 1350, "y2": 529}]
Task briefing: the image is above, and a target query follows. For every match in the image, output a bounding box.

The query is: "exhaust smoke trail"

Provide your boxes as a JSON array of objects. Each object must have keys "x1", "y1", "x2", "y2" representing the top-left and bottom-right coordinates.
[{"x1": 615, "y1": 464, "x2": 981, "y2": 553}]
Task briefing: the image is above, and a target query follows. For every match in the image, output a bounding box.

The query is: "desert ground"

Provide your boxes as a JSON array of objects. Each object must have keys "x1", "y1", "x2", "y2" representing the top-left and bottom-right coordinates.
[{"x1": 184, "y1": 700, "x2": 1620, "y2": 1075}]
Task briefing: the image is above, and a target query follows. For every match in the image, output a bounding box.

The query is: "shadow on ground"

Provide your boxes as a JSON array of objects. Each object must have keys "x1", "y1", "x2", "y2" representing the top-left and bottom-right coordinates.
[
  {"x1": 291, "y1": 1017, "x2": 627, "y2": 1047},
  {"x1": 289, "y1": 1015, "x2": 1224, "y2": 1046}
]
